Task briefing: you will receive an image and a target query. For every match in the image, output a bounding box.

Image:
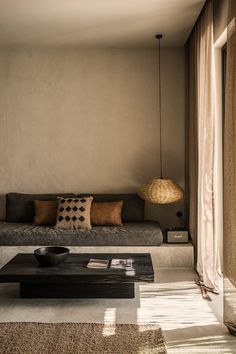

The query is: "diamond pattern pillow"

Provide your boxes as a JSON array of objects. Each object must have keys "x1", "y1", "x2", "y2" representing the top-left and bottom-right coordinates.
[{"x1": 55, "y1": 197, "x2": 93, "y2": 230}]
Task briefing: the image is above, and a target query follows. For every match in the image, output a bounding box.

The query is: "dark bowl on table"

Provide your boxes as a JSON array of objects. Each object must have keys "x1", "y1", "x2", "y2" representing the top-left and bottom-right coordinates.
[{"x1": 34, "y1": 247, "x2": 70, "y2": 266}]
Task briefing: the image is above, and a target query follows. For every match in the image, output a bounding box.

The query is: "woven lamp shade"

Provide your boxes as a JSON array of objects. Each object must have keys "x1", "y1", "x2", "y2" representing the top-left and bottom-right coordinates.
[{"x1": 139, "y1": 177, "x2": 184, "y2": 204}]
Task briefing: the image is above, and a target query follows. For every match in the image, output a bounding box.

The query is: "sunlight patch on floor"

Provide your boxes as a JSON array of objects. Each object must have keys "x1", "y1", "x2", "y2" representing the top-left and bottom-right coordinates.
[
  {"x1": 102, "y1": 308, "x2": 117, "y2": 336},
  {"x1": 137, "y1": 281, "x2": 219, "y2": 331},
  {"x1": 167, "y1": 331, "x2": 236, "y2": 354}
]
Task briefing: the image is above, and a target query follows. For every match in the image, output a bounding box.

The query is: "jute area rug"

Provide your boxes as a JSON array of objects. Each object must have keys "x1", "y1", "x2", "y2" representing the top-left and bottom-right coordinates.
[{"x1": 0, "y1": 322, "x2": 167, "y2": 354}]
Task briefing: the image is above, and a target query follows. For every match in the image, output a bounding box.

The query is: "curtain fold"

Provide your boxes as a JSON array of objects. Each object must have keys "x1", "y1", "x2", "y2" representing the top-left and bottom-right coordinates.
[
  {"x1": 186, "y1": 0, "x2": 221, "y2": 293},
  {"x1": 223, "y1": 0, "x2": 236, "y2": 334},
  {"x1": 186, "y1": 29, "x2": 198, "y2": 260}
]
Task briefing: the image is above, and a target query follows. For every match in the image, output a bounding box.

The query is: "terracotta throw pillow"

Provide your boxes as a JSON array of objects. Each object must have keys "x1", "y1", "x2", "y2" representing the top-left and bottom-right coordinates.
[
  {"x1": 55, "y1": 197, "x2": 93, "y2": 230},
  {"x1": 33, "y1": 200, "x2": 57, "y2": 225},
  {"x1": 90, "y1": 201, "x2": 124, "y2": 226}
]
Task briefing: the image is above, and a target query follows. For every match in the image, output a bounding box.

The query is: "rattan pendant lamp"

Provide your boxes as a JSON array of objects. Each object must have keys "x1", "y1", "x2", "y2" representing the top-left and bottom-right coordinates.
[{"x1": 139, "y1": 34, "x2": 184, "y2": 204}]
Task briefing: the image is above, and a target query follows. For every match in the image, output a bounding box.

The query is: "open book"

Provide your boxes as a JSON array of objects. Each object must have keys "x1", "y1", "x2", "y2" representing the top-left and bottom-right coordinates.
[{"x1": 110, "y1": 259, "x2": 133, "y2": 269}]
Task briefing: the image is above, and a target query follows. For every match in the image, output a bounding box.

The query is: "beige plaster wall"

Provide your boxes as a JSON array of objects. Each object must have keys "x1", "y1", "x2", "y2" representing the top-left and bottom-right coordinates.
[
  {"x1": 0, "y1": 48, "x2": 185, "y2": 228},
  {"x1": 213, "y1": 0, "x2": 229, "y2": 42}
]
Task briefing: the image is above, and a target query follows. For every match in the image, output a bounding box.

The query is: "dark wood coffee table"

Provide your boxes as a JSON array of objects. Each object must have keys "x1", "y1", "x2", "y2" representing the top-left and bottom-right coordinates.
[{"x1": 0, "y1": 253, "x2": 154, "y2": 299}]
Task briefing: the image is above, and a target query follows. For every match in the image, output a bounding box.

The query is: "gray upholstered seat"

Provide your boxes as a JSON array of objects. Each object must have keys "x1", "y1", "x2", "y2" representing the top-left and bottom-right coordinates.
[
  {"x1": 0, "y1": 221, "x2": 163, "y2": 246},
  {"x1": 1, "y1": 193, "x2": 163, "y2": 247}
]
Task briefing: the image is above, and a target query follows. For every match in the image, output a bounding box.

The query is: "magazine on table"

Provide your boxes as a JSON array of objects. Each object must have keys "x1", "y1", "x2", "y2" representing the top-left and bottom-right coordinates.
[
  {"x1": 87, "y1": 259, "x2": 109, "y2": 269},
  {"x1": 110, "y1": 259, "x2": 133, "y2": 269}
]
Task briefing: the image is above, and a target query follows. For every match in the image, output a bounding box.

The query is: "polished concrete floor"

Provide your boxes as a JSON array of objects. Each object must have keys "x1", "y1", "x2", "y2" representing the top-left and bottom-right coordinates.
[{"x1": 0, "y1": 268, "x2": 235, "y2": 353}]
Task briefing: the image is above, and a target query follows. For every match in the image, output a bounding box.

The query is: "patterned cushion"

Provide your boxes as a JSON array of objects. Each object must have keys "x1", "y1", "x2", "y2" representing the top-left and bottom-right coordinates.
[{"x1": 55, "y1": 197, "x2": 93, "y2": 230}]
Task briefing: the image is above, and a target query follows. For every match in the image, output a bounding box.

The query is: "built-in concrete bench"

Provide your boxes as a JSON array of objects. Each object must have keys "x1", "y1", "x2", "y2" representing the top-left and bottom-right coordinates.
[{"x1": 0, "y1": 192, "x2": 194, "y2": 269}]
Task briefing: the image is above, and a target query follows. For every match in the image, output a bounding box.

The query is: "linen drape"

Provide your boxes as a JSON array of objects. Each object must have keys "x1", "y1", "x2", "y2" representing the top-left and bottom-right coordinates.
[
  {"x1": 223, "y1": 0, "x2": 236, "y2": 333},
  {"x1": 185, "y1": 28, "x2": 198, "y2": 260},
  {"x1": 186, "y1": 0, "x2": 221, "y2": 293}
]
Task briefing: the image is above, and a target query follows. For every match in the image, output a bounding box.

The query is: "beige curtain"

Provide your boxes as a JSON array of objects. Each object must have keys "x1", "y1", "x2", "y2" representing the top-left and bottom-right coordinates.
[
  {"x1": 186, "y1": 0, "x2": 221, "y2": 293},
  {"x1": 223, "y1": 0, "x2": 236, "y2": 333},
  {"x1": 185, "y1": 29, "x2": 198, "y2": 259}
]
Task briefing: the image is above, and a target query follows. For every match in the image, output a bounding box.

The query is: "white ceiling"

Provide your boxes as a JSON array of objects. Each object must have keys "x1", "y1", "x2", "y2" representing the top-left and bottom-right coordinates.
[{"x1": 0, "y1": 0, "x2": 205, "y2": 48}]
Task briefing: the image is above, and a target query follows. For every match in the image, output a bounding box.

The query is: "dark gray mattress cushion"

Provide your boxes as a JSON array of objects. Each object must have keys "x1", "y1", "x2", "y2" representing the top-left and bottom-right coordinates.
[
  {"x1": 6, "y1": 193, "x2": 75, "y2": 223},
  {"x1": 6, "y1": 193, "x2": 144, "y2": 223},
  {"x1": 0, "y1": 221, "x2": 163, "y2": 246}
]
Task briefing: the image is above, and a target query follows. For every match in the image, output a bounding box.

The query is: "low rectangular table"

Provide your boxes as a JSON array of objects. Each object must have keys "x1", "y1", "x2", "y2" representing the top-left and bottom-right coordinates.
[{"x1": 0, "y1": 253, "x2": 154, "y2": 299}]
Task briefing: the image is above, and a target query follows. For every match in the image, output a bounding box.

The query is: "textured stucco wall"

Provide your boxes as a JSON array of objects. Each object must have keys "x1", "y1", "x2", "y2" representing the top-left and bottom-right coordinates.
[{"x1": 0, "y1": 48, "x2": 185, "y2": 228}]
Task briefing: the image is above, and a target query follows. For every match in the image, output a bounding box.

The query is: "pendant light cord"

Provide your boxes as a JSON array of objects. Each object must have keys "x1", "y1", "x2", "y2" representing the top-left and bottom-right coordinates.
[{"x1": 156, "y1": 34, "x2": 163, "y2": 178}]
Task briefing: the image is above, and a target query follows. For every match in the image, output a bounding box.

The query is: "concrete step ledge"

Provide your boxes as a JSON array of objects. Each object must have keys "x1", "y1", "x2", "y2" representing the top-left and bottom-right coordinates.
[{"x1": 0, "y1": 244, "x2": 194, "y2": 269}]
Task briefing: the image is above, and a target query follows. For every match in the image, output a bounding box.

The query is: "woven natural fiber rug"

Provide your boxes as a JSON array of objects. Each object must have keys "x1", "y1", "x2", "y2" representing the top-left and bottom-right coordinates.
[{"x1": 0, "y1": 322, "x2": 166, "y2": 354}]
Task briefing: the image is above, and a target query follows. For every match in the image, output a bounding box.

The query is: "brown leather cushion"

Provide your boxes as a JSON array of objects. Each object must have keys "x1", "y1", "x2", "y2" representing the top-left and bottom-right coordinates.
[
  {"x1": 33, "y1": 200, "x2": 57, "y2": 225},
  {"x1": 90, "y1": 201, "x2": 124, "y2": 226}
]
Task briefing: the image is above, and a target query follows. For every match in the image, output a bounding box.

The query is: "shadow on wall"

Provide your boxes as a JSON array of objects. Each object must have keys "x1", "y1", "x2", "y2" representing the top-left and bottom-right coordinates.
[
  {"x1": 145, "y1": 199, "x2": 186, "y2": 231},
  {"x1": 130, "y1": 145, "x2": 185, "y2": 230}
]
